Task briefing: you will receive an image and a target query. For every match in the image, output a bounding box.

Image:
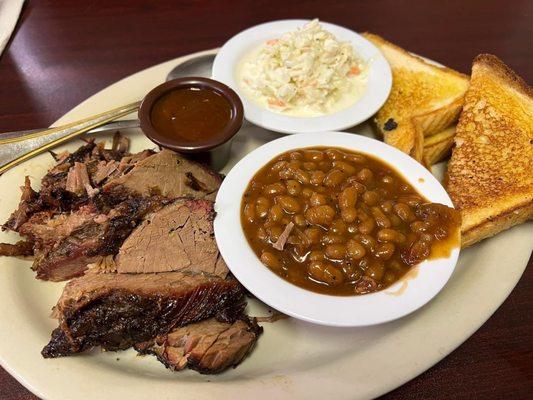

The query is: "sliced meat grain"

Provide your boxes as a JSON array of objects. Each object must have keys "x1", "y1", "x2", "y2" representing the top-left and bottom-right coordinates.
[
  {"x1": 135, "y1": 317, "x2": 262, "y2": 374},
  {"x1": 116, "y1": 199, "x2": 228, "y2": 277},
  {"x1": 104, "y1": 149, "x2": 222, "y2": 200}
]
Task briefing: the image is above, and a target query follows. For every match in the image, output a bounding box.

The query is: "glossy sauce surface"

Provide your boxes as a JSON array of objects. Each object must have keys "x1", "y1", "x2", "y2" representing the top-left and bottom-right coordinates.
[
  {"x1": 241, "y1": 147, "x2": 460, "y2": 296},
  {"x1": 150, "y1": 87, "x2": 232, "y2": 143}
]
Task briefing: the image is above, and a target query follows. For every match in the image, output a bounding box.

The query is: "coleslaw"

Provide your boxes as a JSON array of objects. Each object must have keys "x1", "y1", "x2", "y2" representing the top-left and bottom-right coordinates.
[{"x1": 238, "y1": 20, "x2": 368, "y2": 116}]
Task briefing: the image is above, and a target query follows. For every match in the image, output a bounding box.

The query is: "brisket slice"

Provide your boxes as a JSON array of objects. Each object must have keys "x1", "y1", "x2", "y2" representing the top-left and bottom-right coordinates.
[
  {"x1": 135, "y1": 317, "x2": 262, "y2": 374},
  {"x1": 116, "y1": 199, "x2": 228, "y2": 277},
  {"x1": 33, "y1": 195, "x2": 170, "y2": 281},
  {"x1": 104, "y1": 149, "x2": 223, "y2": 201},
  {"x1": 42, "y1": 271, "x2": 245, "y2": 358}
]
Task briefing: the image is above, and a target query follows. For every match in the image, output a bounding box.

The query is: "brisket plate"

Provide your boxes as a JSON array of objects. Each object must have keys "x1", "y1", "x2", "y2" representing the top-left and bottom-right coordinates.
[
  {"x1": 42, "y1": 271, "x2": 245, "y2": 358},
  {"x1": 116, "y1": 199, "x2": 228, "y2": 276},
  {"x1": 2, "y1": 142, "x2": 224, "y2": 281},
  {"x1": 1, "y1": 138, "x2": 263, "y2": 374},
  {"x1": 135, "y1": 317, "x2": 262, "y2": 374}
]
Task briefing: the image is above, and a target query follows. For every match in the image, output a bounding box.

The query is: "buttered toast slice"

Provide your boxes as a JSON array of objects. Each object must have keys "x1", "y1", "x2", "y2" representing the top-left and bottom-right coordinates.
[
  {"x1": 423, "y1": 126, "x2": 456, "y2": 165},
  {"x1": 363, "y1": 33, "x2": 469, "y2": 163},
  {"x1": 446, "y1": 54, "x2": 533, "y2": 247}
]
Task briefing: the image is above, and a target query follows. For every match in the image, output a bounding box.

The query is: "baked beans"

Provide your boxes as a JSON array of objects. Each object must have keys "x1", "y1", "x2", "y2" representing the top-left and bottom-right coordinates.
[{"x1": 241, "y1": 147, "x2": 460, "y2": 296}]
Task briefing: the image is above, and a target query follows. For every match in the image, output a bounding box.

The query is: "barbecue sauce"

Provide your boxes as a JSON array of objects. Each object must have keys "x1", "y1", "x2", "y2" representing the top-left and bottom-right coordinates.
[{"x1": 150, "y1": 88, "x2": 232, "y2": 143}]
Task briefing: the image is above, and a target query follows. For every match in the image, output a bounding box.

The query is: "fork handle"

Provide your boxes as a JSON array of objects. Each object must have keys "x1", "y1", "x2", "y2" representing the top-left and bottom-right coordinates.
[{"x1": 0, "y1": 101, "x2": 140, "y2": 175}]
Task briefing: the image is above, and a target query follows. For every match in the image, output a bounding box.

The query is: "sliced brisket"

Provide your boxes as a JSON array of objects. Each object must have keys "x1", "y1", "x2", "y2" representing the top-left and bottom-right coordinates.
[
  {"x1": 104, "y1": 149, "x2": 222, "y2": 201},
  {"x1": 2, "y1": 142, "x2": 224, "y2": 281},
  {"x1": 135, "y1": 317, "x2": 262, "y2": 374},
  {"x1": 33, "y1": 195, "x2": 170, "y2": 281},
  {"x1": 116, "y1": 199, "x2": 228, "y2": 277},
  {"x1": 42, "y1": 271, "x2": 245, "y2": 358}
]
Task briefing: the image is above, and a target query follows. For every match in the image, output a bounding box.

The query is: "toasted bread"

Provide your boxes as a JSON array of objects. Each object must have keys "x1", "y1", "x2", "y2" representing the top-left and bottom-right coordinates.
[
  {"x1": 445, "y1": 54, "x2": 533, "y2": 247},
  {"x1": 423, "y1": 126, "x2": 456, "y2": 165},
  {"x1": 363, "y1": 33, "x2": 469, "y2": 163}
]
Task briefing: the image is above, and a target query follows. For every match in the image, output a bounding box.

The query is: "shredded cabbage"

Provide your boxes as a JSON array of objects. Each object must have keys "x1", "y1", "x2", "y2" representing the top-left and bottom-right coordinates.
[{"x1": 240, "y1": 20, "x2": 366, "y2": 115}]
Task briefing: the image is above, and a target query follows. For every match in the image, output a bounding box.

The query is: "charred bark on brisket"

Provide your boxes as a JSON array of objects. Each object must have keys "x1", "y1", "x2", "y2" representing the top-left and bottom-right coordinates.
[
  {"x1": 3, "y1": 140, "x2": 129, "y2": 231},
  {"x1": 42, "y1": 272, "x2": 246, "y2": 358}
]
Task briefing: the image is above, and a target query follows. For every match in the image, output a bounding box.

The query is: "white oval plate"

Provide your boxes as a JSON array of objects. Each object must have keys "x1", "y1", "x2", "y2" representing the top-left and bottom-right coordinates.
[
  {"x1": 0, "y1": 49, "x2": 531, "y2": 400},
  {"x1": 212, "y1": 20, "x2": 392, "y2": 134},
  {"x1": 214, "y1": 132, "x2": 460, "y2": 327}
]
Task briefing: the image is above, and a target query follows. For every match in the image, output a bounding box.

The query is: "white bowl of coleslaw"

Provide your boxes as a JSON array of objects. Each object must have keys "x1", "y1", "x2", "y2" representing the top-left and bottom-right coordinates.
[{"x1": 212, "y1": 20, "x2": 392, "y2": 134}]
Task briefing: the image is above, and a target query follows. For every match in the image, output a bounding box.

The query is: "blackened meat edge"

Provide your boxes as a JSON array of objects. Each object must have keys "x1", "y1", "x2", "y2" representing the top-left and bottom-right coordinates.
[{"x1": 42, "y1": 272, "x2": 246, "y2": 358}]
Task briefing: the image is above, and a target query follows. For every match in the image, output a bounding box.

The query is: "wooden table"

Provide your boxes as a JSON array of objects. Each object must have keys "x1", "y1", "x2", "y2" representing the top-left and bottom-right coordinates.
[{"x1": 0, "y1": 1, "x2": 531, "y2": 398}]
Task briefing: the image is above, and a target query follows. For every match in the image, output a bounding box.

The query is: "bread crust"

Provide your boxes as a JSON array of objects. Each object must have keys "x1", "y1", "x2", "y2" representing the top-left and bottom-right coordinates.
[
  {"x1": 363, "y1": 33, "x2": 469, "y2": 82},
  {"x1": 446, "y1": 53, "x2": 533, "y2": 247},
  {"x1": 474, "y1": 54, "x2": 533, "y2": 98},
  {"x1": 364, "y1": 33, "x2": 469, "y2": 163},
  {"x1": 461, "y1": 201, "x2": 533, "y2": 248}
]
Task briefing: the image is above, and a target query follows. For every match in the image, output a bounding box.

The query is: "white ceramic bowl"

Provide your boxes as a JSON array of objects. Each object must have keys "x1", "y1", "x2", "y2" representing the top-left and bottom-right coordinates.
[
  {"x1": 214, "y1": 132, "x2": 460, "y2": 327},
  {"x1": 212, "y1": 20, "x2": 392, "y2": 134}
]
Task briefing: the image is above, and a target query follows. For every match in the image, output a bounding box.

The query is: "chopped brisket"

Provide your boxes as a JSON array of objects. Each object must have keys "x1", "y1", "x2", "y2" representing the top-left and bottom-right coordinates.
[
  {"x1": 116, "y1": 150, "x2": 154, "y2": 174},
  {"x1": 112, "y1": 131, "x2": 130, "y2": 153},
  {"x1": 18, "y1": 206, "x2": 98, "y2": 246},
  {"x1": 93, "y1": 160, "x2": 119, "y2": 184},
  {"x1": 0, "y1": 240, "x2": 34, "y2": 257},
  {"x1": 135, "y1": 317, "x2": 262, "y2": 374},
  {"x1": 3, "y1": 177, "x2": 39, "y2": 232},
  {"x1": 4, "y1": 144, "x2": 221, "y2": 235},
  {"x1": 49, "y1": 150, "x2": 70, "y2": 164},
  {"x1": 65, "y1": 162, "x2": 98, "y2": 197},
  {"x1": 42, "y1": 271, "x2": 246, "y2": 358},
  {"x1": 116, "y1": 199, "x2": 228, "y2": 277},
  {"x1": 3, "y1": 139, "x2": 129, "y2": 231}
]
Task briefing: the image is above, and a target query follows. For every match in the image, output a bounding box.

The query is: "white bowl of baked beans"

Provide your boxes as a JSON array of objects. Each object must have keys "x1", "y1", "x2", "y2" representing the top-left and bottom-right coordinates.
[{"x1": 214, "y1": 132, "x2": 460, "y2": 327}]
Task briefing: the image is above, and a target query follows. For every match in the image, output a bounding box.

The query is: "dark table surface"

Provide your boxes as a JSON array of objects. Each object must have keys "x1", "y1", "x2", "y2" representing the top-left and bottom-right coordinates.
[{"x1": 0, "y1": 1, "x2": 531, "y2": 399}]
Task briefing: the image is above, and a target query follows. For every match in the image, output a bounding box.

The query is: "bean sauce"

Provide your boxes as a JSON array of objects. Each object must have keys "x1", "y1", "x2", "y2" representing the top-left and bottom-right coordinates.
[{"x1": 241, "y1": 147, "x2": 461, "y2": 296}]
